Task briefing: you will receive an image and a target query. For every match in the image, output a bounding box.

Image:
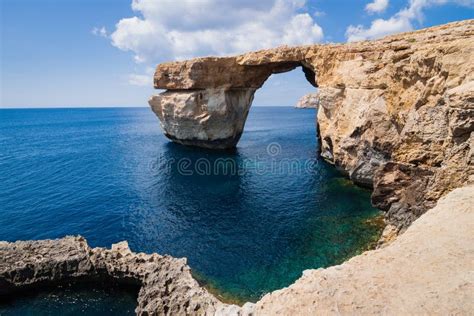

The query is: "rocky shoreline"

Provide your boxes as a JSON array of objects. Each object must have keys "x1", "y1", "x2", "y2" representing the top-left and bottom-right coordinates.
[
  {"x1": 1, "y1": 185, "x2": 473, "y2": 314},
  {"x1": 0, "y1": 236, "x2": 228, "y2": 315},
  {"x1": 252, "y1": 184, "x2": 474, "y2": 315},
  {"x1": 1, "y1": 20, "x2": 473, "y2": 315}
]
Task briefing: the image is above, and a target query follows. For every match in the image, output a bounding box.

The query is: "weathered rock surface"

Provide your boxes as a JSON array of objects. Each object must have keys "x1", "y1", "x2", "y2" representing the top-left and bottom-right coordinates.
[
  {"x1": 150, "y1": 88, "x2": 255, "y2": 149},
  {"x1": 295, "y1": 92, "x2": 319, "y2": 109},
  {"x1": 150, "y1": 20, "x2": 474, "y2": 229},
  {"x1": 0, "y1": 237, "x2": 225, "y2": 315}
]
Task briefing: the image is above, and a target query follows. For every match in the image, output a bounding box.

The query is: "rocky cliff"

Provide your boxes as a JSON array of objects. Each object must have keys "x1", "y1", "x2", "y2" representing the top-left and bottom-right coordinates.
[
  {"x1": 150, "y1": 20, "x2": 473, "y2": 230},
  {"x1": 295, "y1": 93, "x2": 319, "y2": 109}
]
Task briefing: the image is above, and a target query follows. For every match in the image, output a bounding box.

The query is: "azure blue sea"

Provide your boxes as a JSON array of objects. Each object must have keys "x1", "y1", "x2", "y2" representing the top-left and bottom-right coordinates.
[{"x1": 0, "y1": 107, "x2": 382, "y2": 314}]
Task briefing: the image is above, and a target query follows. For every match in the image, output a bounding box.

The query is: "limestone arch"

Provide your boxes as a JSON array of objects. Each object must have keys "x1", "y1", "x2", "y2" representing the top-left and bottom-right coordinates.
[{"x1": 149, "y1": 58, "x2": 318, "y2": 149}]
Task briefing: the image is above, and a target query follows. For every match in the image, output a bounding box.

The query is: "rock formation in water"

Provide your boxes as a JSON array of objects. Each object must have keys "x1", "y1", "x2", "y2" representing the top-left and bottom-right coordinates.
[
  {"x1": 150, "y1": 20, "x2": 474, "y2": 231},
  {"x1": 295, "y1": 93, "x2": 319, "y2": 109},
  {"x1": 149, "y1": 58, "x2": 316, "y2": 149}
]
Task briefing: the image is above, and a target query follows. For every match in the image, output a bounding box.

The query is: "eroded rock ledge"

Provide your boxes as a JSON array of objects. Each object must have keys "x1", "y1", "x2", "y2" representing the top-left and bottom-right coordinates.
[
  {"x1": 150, "y1": 20, "x2": 474, "y2": 230},
  {"x1": 0, "y1": 237, "x2": 227, "y2": 315}
]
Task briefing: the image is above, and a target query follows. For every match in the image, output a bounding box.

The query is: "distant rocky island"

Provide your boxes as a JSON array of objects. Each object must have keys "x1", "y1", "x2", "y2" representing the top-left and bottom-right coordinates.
[
  {"x1": 1, "y1": 19, "x2": 473, "y2": 315},
  {"x1": 295, "y1": 92, "x2": 319, "y2": 109}
]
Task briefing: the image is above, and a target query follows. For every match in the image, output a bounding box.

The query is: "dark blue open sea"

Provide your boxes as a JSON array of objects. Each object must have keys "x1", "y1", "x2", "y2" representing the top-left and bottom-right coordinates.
[{"x1": 0, "y1": 107, "x2": 382, "y2": 314}]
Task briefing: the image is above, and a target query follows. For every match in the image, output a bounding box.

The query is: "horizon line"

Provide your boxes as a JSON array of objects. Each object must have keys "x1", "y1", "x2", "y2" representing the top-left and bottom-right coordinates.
[{"x1": 0, "y1": 105, "x2": 299, "y2": 110}]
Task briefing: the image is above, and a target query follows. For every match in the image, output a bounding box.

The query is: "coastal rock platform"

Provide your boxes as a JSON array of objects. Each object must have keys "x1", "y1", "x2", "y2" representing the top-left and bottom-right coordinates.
[
  {"x1": 251, "y1": 184, "x2": 474, "y2": 315},
  {"x1": 0, "y1": 237, "x2": 224, "y2": 315}
]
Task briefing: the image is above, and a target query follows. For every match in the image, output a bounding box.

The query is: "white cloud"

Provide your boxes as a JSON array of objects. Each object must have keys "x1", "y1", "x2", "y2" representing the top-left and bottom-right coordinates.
[
  {"x1": 92, "y1": 26, "x2": 108, "y2": 38},
  {"x1": 128, "y1": 74, "x2": 151, "y2": 86},
  {"x1": 346, "y1": 17, "x2": 412, "y2": 42},
  {"x1": 347, "y1": 0, "x2": 474, "y2": 42},
  {"x1": 128, "y1": 67, "x2": 155, "y2": 86},
  {"x1": 314, "y1": 10, "x2": 326, "y2": 17},
  {"x1": 110, "y1": 0, "x2": 324, "y2": 63},
  {"x1": 365, "y1": 0, "x2": 389, "y2": 13}
]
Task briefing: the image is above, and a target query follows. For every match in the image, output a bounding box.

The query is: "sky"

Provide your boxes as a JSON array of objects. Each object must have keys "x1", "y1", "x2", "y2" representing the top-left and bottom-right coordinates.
[{"x1": 1, "y1": 0, "x2": 473, "y2": 108}]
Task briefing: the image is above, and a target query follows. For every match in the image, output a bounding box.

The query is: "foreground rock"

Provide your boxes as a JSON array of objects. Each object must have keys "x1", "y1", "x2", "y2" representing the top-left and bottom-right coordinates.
[
  {"x1": 0, "y1": 237, "x2": 225, "y2": 315},
  {"x1": 295, "y1": 93, "x2": 319, "y2": 109},
  {"x1": 1, "y1": 185, "x2": 473, "y2": 315},
  {"x1": 150, "y1": 20, "x2": 474, "y2": 229}
]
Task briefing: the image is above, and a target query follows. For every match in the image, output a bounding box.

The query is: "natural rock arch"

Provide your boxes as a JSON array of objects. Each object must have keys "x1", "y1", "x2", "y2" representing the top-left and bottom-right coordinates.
[
  {"x1": 149, "y1": 20, "x2": 473, "y2": 230},
  {"x1": 149, "y1": 58, "x2": 317, "y2": 149}
]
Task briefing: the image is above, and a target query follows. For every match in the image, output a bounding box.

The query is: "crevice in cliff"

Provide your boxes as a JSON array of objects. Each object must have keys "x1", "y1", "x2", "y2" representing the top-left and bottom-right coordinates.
[{"x1": 302, "y1": 65, "x2": 317, "y2": 88}]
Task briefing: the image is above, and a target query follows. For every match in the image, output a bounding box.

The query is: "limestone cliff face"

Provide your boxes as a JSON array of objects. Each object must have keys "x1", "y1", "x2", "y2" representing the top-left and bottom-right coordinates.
[
  {"x1": 295, "y1": 93, "x2": 319, "y2": 109},
  {"x1": 150, "y1": 20, "x2": 474, "y2": 230},
  {"x1": 150, "y1": 88, "x2": 255, "y2": 148},
  {"x1": 311, "y1": 21, "x2": 474, "y2": 229}
]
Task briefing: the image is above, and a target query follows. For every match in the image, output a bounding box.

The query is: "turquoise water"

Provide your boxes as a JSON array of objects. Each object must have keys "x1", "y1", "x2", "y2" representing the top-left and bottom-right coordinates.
[{"x1": 0, "y1": 107, "x2": 382, "y2": 310}]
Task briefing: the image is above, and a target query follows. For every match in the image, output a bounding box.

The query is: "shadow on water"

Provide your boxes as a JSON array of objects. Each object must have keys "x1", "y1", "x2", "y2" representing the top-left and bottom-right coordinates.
[
  {"x1": 0, "y1": 279, "x2": 139, "y2": 316},
  {"x1": 125, "y1": 129, "x2": 383, "y2": 303}
]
